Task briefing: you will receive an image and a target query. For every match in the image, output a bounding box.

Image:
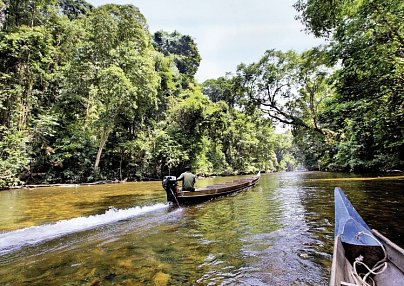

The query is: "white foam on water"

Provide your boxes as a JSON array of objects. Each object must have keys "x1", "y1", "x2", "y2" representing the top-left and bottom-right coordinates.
[{"x1": 0, "y1": 203, "x2": 168, "y2": 255}]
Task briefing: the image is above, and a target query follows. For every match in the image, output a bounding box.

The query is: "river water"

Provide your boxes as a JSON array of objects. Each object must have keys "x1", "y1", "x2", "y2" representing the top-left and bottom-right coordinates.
[{"x1": 0, "y1": 172, "x2": 403, "y2": 285}]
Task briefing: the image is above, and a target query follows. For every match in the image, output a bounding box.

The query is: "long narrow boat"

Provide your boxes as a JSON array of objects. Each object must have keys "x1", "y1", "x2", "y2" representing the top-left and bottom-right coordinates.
[
  {"x1": 331, "y1": 187, "x2": 404, "y2": 286},
  {"x1": 162, "y1": 173, "x2": 260, "y2": 205}
]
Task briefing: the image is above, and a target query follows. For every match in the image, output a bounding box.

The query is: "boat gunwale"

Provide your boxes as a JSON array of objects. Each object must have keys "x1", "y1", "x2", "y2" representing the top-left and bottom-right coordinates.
[
  {"x1": 179, "y1": 177, "x2": 259, "y2": 198},
  {"x1": 175, "y1": 175, "x2": 260, "y2": 204}
]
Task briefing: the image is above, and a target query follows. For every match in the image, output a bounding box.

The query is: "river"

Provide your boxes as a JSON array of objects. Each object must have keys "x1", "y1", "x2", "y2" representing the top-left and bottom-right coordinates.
[{"x1": 0, "y1": 172, "x2": 403, "y2": 285}]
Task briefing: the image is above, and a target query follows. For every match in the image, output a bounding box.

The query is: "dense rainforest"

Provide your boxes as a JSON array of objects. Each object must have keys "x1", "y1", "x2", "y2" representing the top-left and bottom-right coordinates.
[{"x1": 0, "y1": 0, "x2": 402, "y2": 188}]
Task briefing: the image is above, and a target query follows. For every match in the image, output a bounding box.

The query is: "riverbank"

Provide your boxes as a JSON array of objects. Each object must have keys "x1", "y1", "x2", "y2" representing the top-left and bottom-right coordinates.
[
  {"x1": 2, "y1": 170, "x2": 259, "y2": 191},
  {"x1": 6, "y1": 179, "x2": 127, "y2": 190},
  {"x1": 3, "y1": 170, "x2": 403, "y2": 191}
]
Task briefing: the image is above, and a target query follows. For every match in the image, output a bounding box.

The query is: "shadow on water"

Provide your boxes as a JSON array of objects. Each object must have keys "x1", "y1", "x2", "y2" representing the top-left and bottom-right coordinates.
[{"x1": 0, "y1": 172, "x2": 403, "y2": 285}]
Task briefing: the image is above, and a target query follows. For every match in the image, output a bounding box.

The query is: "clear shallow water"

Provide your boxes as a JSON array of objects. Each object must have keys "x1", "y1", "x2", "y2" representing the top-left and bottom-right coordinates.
[{"x1": 0, "y1": 172, "x2": 403, "y2": 285}]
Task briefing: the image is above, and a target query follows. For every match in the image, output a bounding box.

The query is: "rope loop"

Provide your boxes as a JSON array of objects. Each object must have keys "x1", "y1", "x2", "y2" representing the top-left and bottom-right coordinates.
[{"x1": 349, "y1": 231, "x2": 388, "y2": 286}]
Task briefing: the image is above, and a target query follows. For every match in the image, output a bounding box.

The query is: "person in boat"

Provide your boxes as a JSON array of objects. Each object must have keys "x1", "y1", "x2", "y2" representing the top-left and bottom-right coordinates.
[{"x1": 177, "y1": 166, "x2": 196, "y2": 192}]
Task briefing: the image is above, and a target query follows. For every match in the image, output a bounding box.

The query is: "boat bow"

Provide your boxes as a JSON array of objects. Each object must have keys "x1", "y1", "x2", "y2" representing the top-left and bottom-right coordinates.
[{"x1": 334, "y1": 187, "x2": 379, "y2": 246}]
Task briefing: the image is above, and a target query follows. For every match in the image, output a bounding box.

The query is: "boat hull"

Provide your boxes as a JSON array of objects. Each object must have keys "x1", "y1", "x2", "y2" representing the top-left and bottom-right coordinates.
[
  {"x1": 163, "y1": 174, "x2": 260, "y2": 205},
  {"x1": 177, "y1": 176, "x2": 259, "y2": 204},
  {"x1": 331, "y1": 188, "x2": 404, "y2": 286}
]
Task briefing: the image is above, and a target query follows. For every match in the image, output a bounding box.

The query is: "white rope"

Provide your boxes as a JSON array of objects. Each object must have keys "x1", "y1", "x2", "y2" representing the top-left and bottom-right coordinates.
[
  {"x1": 349, "y1": 231, "x2": 388, "y2": 286},
  {"x1": 341, "y1": 282, "x2": 361, "y2": 286}
]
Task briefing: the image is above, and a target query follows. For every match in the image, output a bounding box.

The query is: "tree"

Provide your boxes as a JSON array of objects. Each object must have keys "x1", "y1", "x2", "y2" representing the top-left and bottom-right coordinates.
[
  {"x1": 295, "y1": 0, "x2": 404, "y2": 171},
  {"x1": 0, "y1": 127, "x2": 30, "y2": 188},
  {"x1": 235, "y1": 49, "x2": 334, "y2": 135},
  {"x1": 57, "y1": 0, "x2": 93, "y2": 19},
  {"x1": 0, "y1": 25, "x2": 56, "y2": 130},
  {"x1": 202, "y1": 74, "x2": 241, "y2": 108},
  {"x1": 60, "y1": 4, "x2": 159, "y2": 173},
  {"x1": 153, "y1": 30, "x2": 201, "y2": 85},
  {"x1": 165, "y1": 87, "x2": 213, "y2": 172},
  {"x1": 275, "y1": 131, "x2": 298, "y2": 171},
  {"x1": 0, "y1": 0, "x2": 92, "y2": 184},
  {"x1": 91, "y1": 66, "x2": 137, "y2": 171},
  {"x1": 293, "y1": 0, "x2": 347, "y2": 37},
  {"x1": 1, "y1": 0, "x2": 59, "y2": 30}
]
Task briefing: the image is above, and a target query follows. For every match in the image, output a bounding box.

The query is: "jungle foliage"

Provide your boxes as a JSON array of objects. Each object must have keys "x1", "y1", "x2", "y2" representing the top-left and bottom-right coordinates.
[
  {"x1": 0, "y1": 0, "x2": 402, "y2": 188},
  {"x1": 293, "y1": 0, "x2": 403, "y2": 171},
  {"x1": 205, "y1": 0, "x2": 403, "y2": 172},
  {"x1": 0, "y1": 1, "x2": 295, "y2": 188}
]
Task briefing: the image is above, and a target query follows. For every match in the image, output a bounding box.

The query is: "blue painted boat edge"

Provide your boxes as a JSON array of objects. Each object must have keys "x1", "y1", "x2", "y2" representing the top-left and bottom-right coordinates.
[{"x1": 334, "y1": 187, "x2": 379, "y2": 246}]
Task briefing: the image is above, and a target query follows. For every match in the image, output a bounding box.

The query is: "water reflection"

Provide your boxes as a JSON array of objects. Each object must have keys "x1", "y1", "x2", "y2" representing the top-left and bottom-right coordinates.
[{"x1": 0, "y1": 172, "x2": 403, "y2": 285}]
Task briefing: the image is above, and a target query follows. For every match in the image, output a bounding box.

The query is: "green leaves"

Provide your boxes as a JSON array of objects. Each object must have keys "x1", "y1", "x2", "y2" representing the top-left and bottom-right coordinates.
[
  {"x1": 59, "y1": 4, "x2": 160, "y2": 172},
  {"x1": 235, "y1": 49, "x2": 334, "y2": 136},
  {"x1": 1, "y1": 1, "x2": 323, "y2": 186},
  {"x1": 153, "y1": 30, "x2": 201, "y2": 86},
  {"x1": 0, "y1": 127, "x2": 30, "y2": 188},
  {"x1": 294, "y1": 0, "x2": 404, "y2": 171}
]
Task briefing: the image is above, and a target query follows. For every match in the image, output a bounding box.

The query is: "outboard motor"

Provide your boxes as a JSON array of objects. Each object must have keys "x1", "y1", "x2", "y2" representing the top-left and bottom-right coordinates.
[{"x1": 162, "y1": 176, "x2": 178, "y2": 204}]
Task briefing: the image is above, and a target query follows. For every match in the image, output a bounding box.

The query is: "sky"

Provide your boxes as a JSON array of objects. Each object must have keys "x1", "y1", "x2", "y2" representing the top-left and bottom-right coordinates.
[{"x1": 86, "y1": 0, "x2": 325, "y2": 82}]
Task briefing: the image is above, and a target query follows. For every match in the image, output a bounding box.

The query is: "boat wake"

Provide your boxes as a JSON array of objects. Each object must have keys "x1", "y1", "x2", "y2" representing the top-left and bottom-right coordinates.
[{"x1": 0, "y1": 203, "x2": 168, "y2": 255}]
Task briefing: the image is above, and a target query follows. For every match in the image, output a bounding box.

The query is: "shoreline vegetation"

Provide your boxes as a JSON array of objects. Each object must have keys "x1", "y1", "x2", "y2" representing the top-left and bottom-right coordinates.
[
  {"x1": 4, "y1": 171, "x2": 252, "y2": 190},
  {"x1": 7, "y1": 179, "x2": 126, "y2": 190},
  {"x1": 1, "y1": 1, "x2": 402, "y2": 190},
  {"x1": 4, "y1": 171, "x2": 403, "y2": 191}
]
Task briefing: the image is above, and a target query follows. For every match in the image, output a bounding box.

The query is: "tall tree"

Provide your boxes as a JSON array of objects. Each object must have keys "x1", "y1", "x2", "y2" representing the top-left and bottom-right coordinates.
[
  {"x1": 0, "y1": 25, "x2": 56, "y2": 130},
  {"x1": 0, "y1": 0, "x2": 82, "y2": 185},
  {"x1": 202, "y1": 74, "x2": 241, "y2": 108},
  {"x1": 1, "y1": 0, "x2": 58, "y2": 30},
  {"x1": 153, "y1": 30, "x2": 201, "y2": 86},
  {"x1": 295, "y1": 0, "x2": 404, "y2": 171},
  {"x1": 61, "y1": 4, "x2": 159, "y2": 172},
  {"x1": 235, "y1": 49, "x2": 334, "y2": 135},
  {"x1": 57, "y1": 0, "x2": 93, "y2": 19}
]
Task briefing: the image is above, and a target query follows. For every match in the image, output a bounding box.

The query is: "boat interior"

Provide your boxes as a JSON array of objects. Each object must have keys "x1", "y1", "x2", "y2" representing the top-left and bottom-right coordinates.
[{"x1": 331, "y1": 231, "x2": 404, "y2": 286}]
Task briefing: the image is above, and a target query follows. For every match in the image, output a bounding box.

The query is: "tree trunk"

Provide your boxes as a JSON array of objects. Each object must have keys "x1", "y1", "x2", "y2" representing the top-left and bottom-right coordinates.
[
  {"x1": 94, "y1": 127, "x2": 111, "y2": 171},
  {"x1": 119, "y1": 152, "x2": 123, "y2": 181}
]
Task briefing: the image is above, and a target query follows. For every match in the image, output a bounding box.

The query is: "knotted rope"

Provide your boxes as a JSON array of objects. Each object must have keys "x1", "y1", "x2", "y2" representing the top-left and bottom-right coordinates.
[{"x1": 349, "y1": 231, "x2": 388, "y2": 286}]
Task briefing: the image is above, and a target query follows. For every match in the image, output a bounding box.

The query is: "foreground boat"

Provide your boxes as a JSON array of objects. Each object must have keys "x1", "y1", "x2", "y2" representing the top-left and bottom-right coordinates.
[
  {"x1": 162, "y1": 173, "x2": 260, "y2": 205},
  {"x1": 331, "y1": 187, "x2": 404, "y2": 286}
]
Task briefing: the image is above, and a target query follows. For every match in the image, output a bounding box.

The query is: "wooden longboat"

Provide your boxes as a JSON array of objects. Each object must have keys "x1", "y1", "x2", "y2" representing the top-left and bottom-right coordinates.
[
  {"x1": 330, "y1": 187, "x2": 404, "y2": 286},
  {"x1": 162, "y1": 173, "x2": 260, "y2": 205}
]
